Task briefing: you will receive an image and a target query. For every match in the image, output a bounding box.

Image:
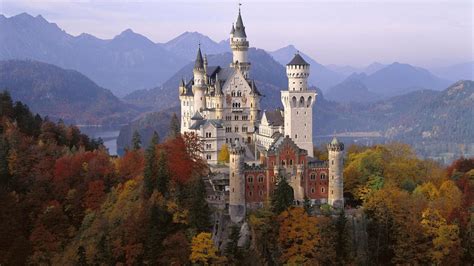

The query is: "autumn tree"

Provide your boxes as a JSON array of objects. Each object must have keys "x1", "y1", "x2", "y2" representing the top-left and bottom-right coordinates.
[
  {"x1": 218, "y1": 144, "x2": 230, "y2": 164},
  {"x1": 190, "y1": 232, "x2": 223, "y2": 265},
  {"x1": 277, "y1": 208, "x2": 319, "y2": 265},
  {"x1": 271, "y1": 176, "x2": 294, "y2": 214}
]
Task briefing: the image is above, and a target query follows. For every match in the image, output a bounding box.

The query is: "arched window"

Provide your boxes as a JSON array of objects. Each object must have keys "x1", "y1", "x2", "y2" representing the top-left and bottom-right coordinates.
[
  {"x1": 307, "y1": 96, "x2": 312, "y2": 107},
  {"x1": 299, "y1": 96, "x2": 305, "y2": 107},
  {"x1": 310, "y1": 173, "x2": 316, "y2": 180},
  {"x1": 292, "y1": 96, "x2": 297, "y2": 107},
  {"x1": 247, "y1": 176, "x2": 254, "y2": 183},
  {"x1": 320, "y1": 173, "x2": 326, "y2": 180},
  {"x1": 258, "y1": 175, "x2": 264, "y2": 183}
]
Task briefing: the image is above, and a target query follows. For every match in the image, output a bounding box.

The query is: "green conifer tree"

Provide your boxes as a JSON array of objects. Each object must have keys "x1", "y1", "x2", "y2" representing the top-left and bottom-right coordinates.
[
  {"x1": 156, "y1": 150, "x2": 170, "y2": 197},
  {"x1": 271, "y1": 176, "x2": 294, "y2": 214},
  {"x1": 225, "y1": 225, "x2": 242, "y2": 262},
  {"x1": 131, "y1": 130, "x2": 142, "y2": 150},
  {"x1": 143, "y1": 132, "x2": 159, "y2": 197},
  {"x1": 189, "y1": 176, "x2": 212, "y2": 231},
  {"x1": 169, "y1": 113, "x2": 180, "y2": 138}
]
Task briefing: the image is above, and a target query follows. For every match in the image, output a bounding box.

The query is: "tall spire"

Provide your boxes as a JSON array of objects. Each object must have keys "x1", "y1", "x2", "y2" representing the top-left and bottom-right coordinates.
[
  {"x1": 234, "y1": 5, "x2": 247, "y2": 38},
  {"x1": 230, "y1": 23, "x2": 235, "y2": 34},
  {"x1": 194, "y1": 44, "x2": 204, "y2": 70}
]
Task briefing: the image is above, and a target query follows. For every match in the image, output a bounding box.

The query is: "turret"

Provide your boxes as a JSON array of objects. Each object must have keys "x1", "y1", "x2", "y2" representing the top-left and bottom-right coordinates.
[
  {"x1": 327, "y1": 137, "x2": 344, "y2": 208},
  {"x1": 229, "y1": 139, "x2": 246, "y2": 223},
  {"x1": 249, "y1": 80, "x2": 260, "y2": 124},
  {"x1": 193, "y1": 45, "x2": 206, "y2": 112},
  {"x1": 215, "y1": 74, "x2": 224, "y2": 119},
  {"x1": 287, "y1": 53, "x2": 310, "y2": 92},
  {"x1": 230, "y1": 8, "x2": 250, "y2": 78}
]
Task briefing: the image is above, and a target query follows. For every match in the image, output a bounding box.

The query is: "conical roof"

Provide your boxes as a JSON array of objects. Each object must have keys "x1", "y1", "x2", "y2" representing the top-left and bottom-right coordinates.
[
  {"x1": 194, "y1": 46, "x2": 204, "y2": 70},
  {"x1": 287, "y1": 53, "x2": 309, "y2": 66},
  {"x1": 230, "y1": 23, "x2": 235, "y2": 34},
  {"x1": 330, "y1": 137, "x2": 340, "y2": 145},
  {"x1": 234, "y1": 10, "x2": 247, "y2": 38}
]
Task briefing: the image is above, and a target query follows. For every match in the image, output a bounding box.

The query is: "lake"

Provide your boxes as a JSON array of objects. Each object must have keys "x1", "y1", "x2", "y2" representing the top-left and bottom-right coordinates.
[{"x1": 78, "y1": 126, "x2": 121, "y2": 155}]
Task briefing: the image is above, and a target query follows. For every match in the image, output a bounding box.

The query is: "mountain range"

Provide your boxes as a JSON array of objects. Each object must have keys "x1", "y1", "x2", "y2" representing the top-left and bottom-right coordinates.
[
  {"x1": 3, "y1": 12, "x2": 469, "y2": 102},
  {"x1": 0, "y1": 60, "x2": 137, "y2": 125},
  {"x1": 325, "y1": 62, "x2": 452, "y2": 102}
]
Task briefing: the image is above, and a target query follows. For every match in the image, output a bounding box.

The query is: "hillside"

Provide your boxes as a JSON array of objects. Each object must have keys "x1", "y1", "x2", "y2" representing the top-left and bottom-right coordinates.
[
  {"x1": 0, "y1": 60, "x2": 138, "y2": 125},
  {"x1": 325, "y1": 73, "x2": 381, "y2": 103},
  {"x1": 0, "y1": 13, "x2": 188, "y2": 96}
]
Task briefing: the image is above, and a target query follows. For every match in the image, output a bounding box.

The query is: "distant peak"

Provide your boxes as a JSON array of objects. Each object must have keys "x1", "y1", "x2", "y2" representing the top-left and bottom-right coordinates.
[{"x1": 121, "y1": 28, "x2": 135, "y2": 35}]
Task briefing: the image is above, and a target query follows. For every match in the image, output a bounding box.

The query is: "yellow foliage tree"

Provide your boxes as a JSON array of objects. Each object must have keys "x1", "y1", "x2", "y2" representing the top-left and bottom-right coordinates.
[
  {"x1": 190, "y1": 232, "x2": 223, "y2": 265},
  {"x1": 278, "y1": 207, "x2": 319, "y2": 264},
  {"x1": 421, "y1": 208, "x2": 461, "y2": 264},
  {"x1": 217, "y1": 144, "x2": 230, "y2": 164}
]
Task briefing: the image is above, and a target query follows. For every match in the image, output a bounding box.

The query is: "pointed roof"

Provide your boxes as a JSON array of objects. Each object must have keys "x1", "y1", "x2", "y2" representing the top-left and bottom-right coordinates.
[
  {"x1": 194, "y1": 45, "x2": 204, "y2": 70},
  {"x1": 191, "y1": 111, "x2": 204, "y2": 120},
  {"x1": 234, "y1": 9, "x2": 247, "y2": 38},
  {"x1": 179, "y1": 78, "x2": 185, "y2": 87},
  {"x1": 287, "y1": 53, "x2": 309, "y2": 66},
  {"x1": 330, "y1": 136, "x2": 340, "y2": 145},
  {"x1": 230, "y1": 23, "x2": 235, "y2": 34}
]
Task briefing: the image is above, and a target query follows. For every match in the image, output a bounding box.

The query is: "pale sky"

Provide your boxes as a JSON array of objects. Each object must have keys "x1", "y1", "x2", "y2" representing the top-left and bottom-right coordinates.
[{"x1": 1, "y1": 0, "x2": 472, "y2": 67}]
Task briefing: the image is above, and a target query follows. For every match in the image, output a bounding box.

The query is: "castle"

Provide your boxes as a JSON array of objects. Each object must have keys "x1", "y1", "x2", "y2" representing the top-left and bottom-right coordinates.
[{"x1": 179, "y1": 8, "x2": 344, "y2": 222}]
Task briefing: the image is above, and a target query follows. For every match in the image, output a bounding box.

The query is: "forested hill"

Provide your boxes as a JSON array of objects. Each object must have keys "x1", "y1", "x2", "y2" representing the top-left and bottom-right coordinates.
[
  {"x1": 0, "y1": 60, "x2": 138, "y2": 125},
  {"x1": 1, "y1": 94, "x2": 472, "y2": 264}
]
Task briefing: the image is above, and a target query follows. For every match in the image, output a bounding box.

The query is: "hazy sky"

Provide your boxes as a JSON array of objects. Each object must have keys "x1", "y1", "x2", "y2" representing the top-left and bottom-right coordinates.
[{"x1": 1, "y1": 0, "x2": 472, "y2": 67}]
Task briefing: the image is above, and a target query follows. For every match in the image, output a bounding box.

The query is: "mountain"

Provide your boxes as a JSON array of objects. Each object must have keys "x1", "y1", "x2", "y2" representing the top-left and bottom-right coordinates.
[
  {"x1": 363, "y1": 62, "x2": 451, "y2": 96},
  {"x1": 326, "y1": 62, "x2": 452, "y2": 103},
  {"x1": 269, "y1": 45, "x2": 344, "y2": 90},
  {"x1": 0, "y1": 60, "x2": 138, "y2": 125},
  {"x1": 325, "y1": 62, "x2": 386, "y2": 77},
  {"x1": 124, "y1": 48, "x2": 288, "y2": 111},
  {"x1": 0, "y1": 13, "x2": 189, "y2": 96},
  {"x1": 163, "y1": 31, "x2": 229, "y2": 61},
  {"x1": 363, "y1": 62, "x2": 387, "y2": 75},
  {"x1": 325, "y1": 73, "x2": 381, "y2": 103},
  {"x1": 431, "y1": 61, "x2": 474, "y2": 82}
]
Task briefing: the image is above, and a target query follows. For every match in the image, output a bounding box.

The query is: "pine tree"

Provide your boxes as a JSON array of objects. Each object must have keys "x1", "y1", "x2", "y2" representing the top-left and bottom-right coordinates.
[
  {"x1": 225, "y1": 225, "x2": 242, "y2": 262},
  {"x1": 143, "y1": 132, "x2": 159, "y2": 197},
  {"x1": 144, "y1": 204, "x2": 173, "y2": 264},
  {"x1": 156, "y1": 150, "x2": 170, "y2": 197},
  {"x1": 131, "y1": 130, "x2": 142, "y2": 150},
  {"x1": 335, "y1": 209, "x2": 350, "y2": 265},
  {"x1": 271, "y1": 176, "x2": 294, "y2": 214},
  {"x1": 169, "y1": 113, "x2": 180, "y2": 139},
  {"x1": 189, "y1": 176, "x2": 212, "y2": 231}
]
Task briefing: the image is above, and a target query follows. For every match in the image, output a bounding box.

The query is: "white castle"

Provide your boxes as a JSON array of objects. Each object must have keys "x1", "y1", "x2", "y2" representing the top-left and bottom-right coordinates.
[{"x1": 179, "y1": 8, "x2": 344, "y2": 220}]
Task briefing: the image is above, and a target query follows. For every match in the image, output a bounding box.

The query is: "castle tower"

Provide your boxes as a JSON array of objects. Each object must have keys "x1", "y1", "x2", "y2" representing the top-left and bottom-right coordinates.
[
  {"x1": 193, "y1": 45, "x2": 206, "y2": 112},
  {"x1": 281, "y1": 53, "x2": 317, "y2": 155},
  {"x1": 230, "y1": 8, "x2": 250, "y2": 79},
  {"x1": 327, "y1": 137, "x2": 344, "y2": 208},
  {"x1": 229, "y1": 139, "x2": 246, "y2": 223},
  {"x1": 249, "y1": 80, "x2": 259, "y2": 124}
]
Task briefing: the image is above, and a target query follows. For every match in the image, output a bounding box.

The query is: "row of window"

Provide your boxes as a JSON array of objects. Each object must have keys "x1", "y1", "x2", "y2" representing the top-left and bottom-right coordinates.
[
  {"x1": 225, "y1": 115, "x2": 249, "y2": 121},
  {"x1": 225, "y1": 126, "x2": 248, "y2": 133},
  {"x1": 246, "y1": 187, "x2": 329, "y2": 197},
  {"x1": 247, "y1": 175, "x2": 265, "y2": 183}
]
